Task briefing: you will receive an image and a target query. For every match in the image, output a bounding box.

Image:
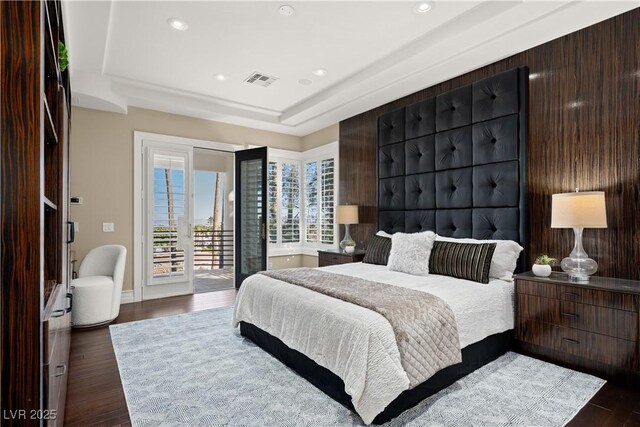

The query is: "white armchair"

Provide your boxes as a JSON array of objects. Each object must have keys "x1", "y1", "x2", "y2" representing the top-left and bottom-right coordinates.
[{"x1": 71, "y1": 245, "x2": 127, "y2": 327}]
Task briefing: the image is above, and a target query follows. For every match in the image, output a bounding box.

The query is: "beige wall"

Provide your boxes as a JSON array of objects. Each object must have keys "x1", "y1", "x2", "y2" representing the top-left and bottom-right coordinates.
[
  {"x1": 301, "y1": 123, "x2": 339, "y2": 151},
  {"x1": 70, "y1": 106, "x2": 333, "y2": 291}
]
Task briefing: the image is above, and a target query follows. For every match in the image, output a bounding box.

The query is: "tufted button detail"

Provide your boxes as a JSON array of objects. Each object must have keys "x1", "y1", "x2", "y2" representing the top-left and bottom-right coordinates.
[
  {"x1": 390, "y1": 158, "x2": 394, "y2": 163},
  {"x1": 417, "y1": 225, "x2": 423, "y2": 230},
  {"x1": 491, "y1": 225, "x2": 497, "y2": 232},
  {"x1": 491, "y1": 137, "x2": 497, "y2": 143},
  {"x1": 490, "y1": 94, "x2": 497, "y2": 100},
  {"x1": 417, "y1": 116, "x2": 422, "y2": 122},
  {"x1": 451, "y1": 146, "x2": 456, "y2": 152},
  {"x1": 450, "y1": 106, "x2": 456, "y2": 111},
  {"x1": 491, "y1": 182, "x2": 497, "y2": 188},
  {"x1": 451, "y1": 185, "x2": 457, "y2": 191},
  {"x1": 417, "y1": 188, "x2": 423, "y2": 194},
  {"x1": 417, "y1": 152, "x2": 422, "y2": 158},
  {"x1": 389, "y1": 125, "x2": 394, "y2": 130}
]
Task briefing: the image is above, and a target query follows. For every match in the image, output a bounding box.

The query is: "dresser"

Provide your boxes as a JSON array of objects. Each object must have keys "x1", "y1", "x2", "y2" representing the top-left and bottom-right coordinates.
[
  {"x1": 515, "y1": 272, "x2": 640, "y2": 385},
  {"x1": 318, "y1": 249, "x2": 366, "y2": 267}
]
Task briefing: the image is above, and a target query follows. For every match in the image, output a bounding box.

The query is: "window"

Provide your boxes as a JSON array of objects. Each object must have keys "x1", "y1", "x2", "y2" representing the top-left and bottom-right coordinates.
[
  {"x1": 268, "y1": 156, "x2": 302, "y2": 248},
  {"x1": 305, "y1": 158, "x2": 335, "y2": 245},
  {"x1": 268, "y1": 142, "x2": 338, "y2": 255},
  {"x1": 280, "y1": 162, "x2": 300, "y2": 243}
]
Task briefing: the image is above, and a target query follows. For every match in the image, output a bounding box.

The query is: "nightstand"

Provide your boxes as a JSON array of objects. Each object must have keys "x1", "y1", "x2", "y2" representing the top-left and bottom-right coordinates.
[
  {"x1": 317, "y1": 249, "x2": 366, "y2": 267},
  {"x1": 515, "y1": 272, "x2": 640, "y2": 385}
]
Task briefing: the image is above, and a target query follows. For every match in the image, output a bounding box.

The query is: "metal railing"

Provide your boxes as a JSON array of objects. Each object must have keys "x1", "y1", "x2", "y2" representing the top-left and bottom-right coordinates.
[
  {"x1": 152, "y1": 227, "x2": 233, "y2": 275},
  {"x1": 193, "y1": 228, "x2": 234, "y2": 269}
]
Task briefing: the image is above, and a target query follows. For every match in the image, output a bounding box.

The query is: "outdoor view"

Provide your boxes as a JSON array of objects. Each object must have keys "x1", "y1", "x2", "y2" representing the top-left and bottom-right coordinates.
[
  {"x1": 193, "y1": 168, "x2": 233, "y2": 292},
  {"x1": 152, "y1": 150, "x2": 233, "y2": 292}
]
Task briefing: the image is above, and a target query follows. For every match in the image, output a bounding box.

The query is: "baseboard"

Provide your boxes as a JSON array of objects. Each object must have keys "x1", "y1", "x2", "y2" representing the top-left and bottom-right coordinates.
[{"x1": 120, "y1": 290, "x2": 134, "y2": 304}]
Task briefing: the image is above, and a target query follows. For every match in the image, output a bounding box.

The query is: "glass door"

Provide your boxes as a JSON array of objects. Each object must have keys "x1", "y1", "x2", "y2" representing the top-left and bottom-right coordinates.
[
  {"x1": 143, "y1": 144, "x2": 194, "y2": 299},
  {"x1": 235, "y1": 147, "x2": 267, "y2": 288}
]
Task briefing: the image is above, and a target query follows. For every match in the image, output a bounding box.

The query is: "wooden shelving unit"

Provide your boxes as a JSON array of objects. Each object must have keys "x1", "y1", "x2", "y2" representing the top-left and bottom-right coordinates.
[{"x1": 1, "y1": 1, "x2": 72, "y2": 424}]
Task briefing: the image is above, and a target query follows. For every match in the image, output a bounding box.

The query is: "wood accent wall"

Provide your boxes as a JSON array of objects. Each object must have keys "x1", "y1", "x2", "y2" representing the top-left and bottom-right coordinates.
[{"x1": 340, "y1": 9, "x2": 640, "y2": 280}]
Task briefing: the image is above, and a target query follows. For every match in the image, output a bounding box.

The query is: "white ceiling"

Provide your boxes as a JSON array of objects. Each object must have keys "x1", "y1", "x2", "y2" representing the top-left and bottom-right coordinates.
[{"x1": 64, "y1": 1, "x2": 639, "y2": 136}]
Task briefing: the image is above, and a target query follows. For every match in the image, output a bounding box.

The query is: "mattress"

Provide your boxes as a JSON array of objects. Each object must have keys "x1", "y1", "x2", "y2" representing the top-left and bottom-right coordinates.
[{"x1": 232, "y1": 263, "x2": 514, "y2": 424}]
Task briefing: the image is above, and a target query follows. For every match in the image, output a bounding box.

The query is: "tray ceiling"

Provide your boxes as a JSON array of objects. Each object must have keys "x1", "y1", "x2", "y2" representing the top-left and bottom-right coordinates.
[{"x1": 64, "y1": 1, "x2": 638, "y2": 136}]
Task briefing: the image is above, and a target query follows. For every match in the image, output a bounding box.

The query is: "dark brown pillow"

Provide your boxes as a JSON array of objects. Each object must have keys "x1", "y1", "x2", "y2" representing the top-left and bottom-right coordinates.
[
  {"x1": 362, "y1": 235, "x2": 392, "y2": 265},
  {"x1": 429, "y1": 241, "x2": 496, "y2": 284}
]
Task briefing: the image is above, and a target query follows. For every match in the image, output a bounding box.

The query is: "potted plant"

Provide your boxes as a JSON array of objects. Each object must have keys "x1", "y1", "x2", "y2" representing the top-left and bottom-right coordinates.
[
  {"x1": 532, "y1": 255, "x2": 556, "y2": 277},
  {"x1": 58, "y1": 41, "x2": 69, "y2": 72},
  {"x1": 344, "y1": 241, "x2": 356, "y2": 254}
]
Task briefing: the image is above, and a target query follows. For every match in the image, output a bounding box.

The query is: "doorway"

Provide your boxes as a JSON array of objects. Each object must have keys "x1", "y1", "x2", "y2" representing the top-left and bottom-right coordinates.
[
  {"x1": 134, "y1": 132, "x2": 268, "y2": 302},
  {"x1": 193, "y1": 148, "x2": 234, "y2": 293}
]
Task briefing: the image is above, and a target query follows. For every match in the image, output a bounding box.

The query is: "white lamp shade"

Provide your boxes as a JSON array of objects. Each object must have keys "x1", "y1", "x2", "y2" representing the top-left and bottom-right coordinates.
[
  {"x1": 336, "y1": 205, "x2": 359, "y2": 224},
  {"x1": 551, "y1": 191, "x2": 607, "y2": 228}
]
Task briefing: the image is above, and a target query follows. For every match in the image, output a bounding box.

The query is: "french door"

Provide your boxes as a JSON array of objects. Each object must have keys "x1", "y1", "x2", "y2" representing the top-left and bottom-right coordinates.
[
  {"x1": 235, "y1": 147, "x2": 268, "y2": 288},
  {"x1": 142, "y1": 142, "x2": 194, "y2": 299}
]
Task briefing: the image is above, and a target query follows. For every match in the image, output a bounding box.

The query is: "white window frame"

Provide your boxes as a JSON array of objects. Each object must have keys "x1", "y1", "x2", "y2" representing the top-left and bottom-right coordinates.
[{"x1": 268, "y1": 142, "x2": 339, "y2": 257}]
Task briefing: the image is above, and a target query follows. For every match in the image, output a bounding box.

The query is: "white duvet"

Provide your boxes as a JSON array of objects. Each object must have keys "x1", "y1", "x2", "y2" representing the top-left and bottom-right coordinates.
[{"x1": 232, "y1": 263, "x2": 514, "y2": 424}]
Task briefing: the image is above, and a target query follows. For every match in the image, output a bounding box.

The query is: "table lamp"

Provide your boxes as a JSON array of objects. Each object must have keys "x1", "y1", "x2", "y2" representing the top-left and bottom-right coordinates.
[
  {"x1": 336, "y1": 205, "x2": 358, "y2": 252},
  {"x1": 551, "y1": 190, "x2": 607, "y2": 282}
]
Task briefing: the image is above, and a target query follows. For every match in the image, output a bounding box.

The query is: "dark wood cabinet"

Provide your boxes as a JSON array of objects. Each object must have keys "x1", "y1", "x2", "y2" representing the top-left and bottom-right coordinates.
[
  {"x1": 318, "y1": 249, "x2": 366, "y2": 267},
  {"x1": 1, "y1": 1, "x2": 72, "y2": 424},
  {"x1": 515, "y1": 272, "x2": 640, "y2": 385}
]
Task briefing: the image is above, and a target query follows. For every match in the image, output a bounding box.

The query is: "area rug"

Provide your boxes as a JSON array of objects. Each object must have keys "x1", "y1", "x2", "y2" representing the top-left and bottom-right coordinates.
[{"x1": 110, "y1": 307, "x2": 605, "y2": 426}]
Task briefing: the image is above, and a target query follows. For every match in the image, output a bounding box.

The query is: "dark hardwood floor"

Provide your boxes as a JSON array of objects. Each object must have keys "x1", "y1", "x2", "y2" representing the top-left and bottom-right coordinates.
[{"x1": 65, "y1": 289, "x2": 640, "y2": 426}]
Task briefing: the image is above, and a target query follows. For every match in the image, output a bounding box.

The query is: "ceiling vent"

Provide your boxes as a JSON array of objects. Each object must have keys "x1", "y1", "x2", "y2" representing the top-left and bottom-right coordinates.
[{"x1": 244, "y1": 72, "x2": 279, "y2": 88}]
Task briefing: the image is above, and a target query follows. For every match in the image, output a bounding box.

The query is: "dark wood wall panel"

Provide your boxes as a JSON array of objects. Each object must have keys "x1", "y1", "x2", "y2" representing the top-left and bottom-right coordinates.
[
  {"x1": 1, "y1": 0, "x2": 43, "y2": 416},
  {"x1": 340, "y1": 9, "x2": 640, "y2": 280}
]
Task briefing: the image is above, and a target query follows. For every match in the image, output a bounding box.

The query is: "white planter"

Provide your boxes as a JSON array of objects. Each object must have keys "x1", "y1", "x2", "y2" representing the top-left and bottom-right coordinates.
[
  {"x1": 532, "y1": 264, "x2": 552, "y2": 277},
  {"x1": 344, "y1": 246, "x2": 355, "y2": 254}
]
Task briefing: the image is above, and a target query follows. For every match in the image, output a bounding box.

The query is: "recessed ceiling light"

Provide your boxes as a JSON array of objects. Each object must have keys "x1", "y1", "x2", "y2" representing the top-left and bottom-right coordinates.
[
  {"x1": 278, "y1": 5, "x2": 295, "y2": 17},
  {"x1": 215, "y1": 74, "x2": 227, "y2": 81},
  {"x1": 313, "y1": 69, "x2": 328, "y2": 77},
  {"x1": 414, "y1": 2, "x2": 432, "y2": 13},
  {"x1": 167, "y1": 18, "x2": 188, "y2": 31},
  {"x1": 298, "y1": 79, "x2": 312, "y2": 86}
]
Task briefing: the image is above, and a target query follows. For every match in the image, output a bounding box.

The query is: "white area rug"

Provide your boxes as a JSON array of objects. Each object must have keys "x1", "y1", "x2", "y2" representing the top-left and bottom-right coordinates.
[{"x1": 110, "y1": 306, "x2": 605, "y2": 426}]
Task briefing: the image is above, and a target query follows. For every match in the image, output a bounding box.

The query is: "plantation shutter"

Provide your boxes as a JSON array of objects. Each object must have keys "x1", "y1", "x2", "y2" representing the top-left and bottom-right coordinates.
[
  {"x1": 305, "y1": 161, "x2": 318, "y2": 243},
  {"x1": 280, "y1": 162, "x2": 300, "y2": 243},
  {"x1": 319, "y1": 158, "x2": 335, "y2": 244},
  {"x1": 267, "y1": 161, "x2": 278, "y2": 243}
]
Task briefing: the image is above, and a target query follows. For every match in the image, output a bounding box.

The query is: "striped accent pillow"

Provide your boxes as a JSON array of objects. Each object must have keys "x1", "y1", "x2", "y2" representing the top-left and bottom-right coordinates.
[
  {"x1": 429, "y1": 241, "x2": 497, "y2": 284},
  {"x1": 362, "y1": 235, "x2": 392, "y2": 265}
]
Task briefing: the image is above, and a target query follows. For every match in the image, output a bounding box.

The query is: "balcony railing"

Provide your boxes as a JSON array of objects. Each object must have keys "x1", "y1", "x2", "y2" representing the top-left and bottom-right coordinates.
[
  {"x1": 193, "y1": 228, "x2": 234, "y2": 269},
  {"x1": 152, "y1": 227, "x2": 233, "y2": 276}
]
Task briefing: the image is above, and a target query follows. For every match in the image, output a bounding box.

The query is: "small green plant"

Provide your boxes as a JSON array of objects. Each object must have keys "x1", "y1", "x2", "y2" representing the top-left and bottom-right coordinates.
[
  {"x1": 534, "y1": 254, "x2": 557, "y2": 265},
  {"x1": 58, "y1": 41, "x2": 68, "y2": 72}
]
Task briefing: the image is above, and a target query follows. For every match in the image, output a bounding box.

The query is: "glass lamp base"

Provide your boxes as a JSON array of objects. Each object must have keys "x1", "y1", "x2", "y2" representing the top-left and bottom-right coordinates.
[
  {"x1": 561, "y1": 256, "x2": 598, "y2": 283},
  {"x1": 339, "y1": 224, "x2": 355, "y2": 252},
  {"x1": 560, "y1": 226, "x2": 598, "y2": 283}
]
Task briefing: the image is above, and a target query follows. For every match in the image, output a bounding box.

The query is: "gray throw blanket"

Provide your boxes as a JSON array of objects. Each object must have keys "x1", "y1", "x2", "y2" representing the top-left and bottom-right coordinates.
[{"x1": 260, "y1": 268, "x2": 462, "y2": 387}]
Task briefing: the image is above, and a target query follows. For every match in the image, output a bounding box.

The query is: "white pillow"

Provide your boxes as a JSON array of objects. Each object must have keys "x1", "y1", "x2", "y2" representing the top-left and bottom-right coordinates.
[
  {"x1": 435, "y1": 235, "x2": 523, "y2": 281},
  {"x1": 376, "y1": 230, "x2": 393, "y2": 238},
  {"x1": 388, "y1": 231, "x2": 436, "y2": 276}
]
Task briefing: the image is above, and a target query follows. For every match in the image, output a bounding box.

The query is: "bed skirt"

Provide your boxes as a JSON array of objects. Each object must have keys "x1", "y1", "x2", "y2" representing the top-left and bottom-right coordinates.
[{"x1": 240, "y1": 321, "x2": 513, "y2": 424}]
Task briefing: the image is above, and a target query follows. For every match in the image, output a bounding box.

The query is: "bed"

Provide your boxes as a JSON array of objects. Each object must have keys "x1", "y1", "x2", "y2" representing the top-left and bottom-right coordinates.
[
  {"x1": 233, "y1": 262, "x2": 516, "y2": 424},
  {"x1": 233, "y1": 67, "x2": 528, "y2": 424}
]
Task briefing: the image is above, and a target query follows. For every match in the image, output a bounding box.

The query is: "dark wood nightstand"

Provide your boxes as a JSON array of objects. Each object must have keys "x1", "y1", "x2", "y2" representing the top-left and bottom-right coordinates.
[
  {"x1": 515, "y1": 271, "x2": 640, "y2": 385},
  {"x1": 317, "y1": 249, "x2": 366, "y2": 267}
]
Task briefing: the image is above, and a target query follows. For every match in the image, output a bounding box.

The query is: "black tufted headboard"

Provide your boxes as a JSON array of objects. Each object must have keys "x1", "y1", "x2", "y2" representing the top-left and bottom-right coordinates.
[{"x1": 377, "y1": 67, "x2": 529, "y2": 272}]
